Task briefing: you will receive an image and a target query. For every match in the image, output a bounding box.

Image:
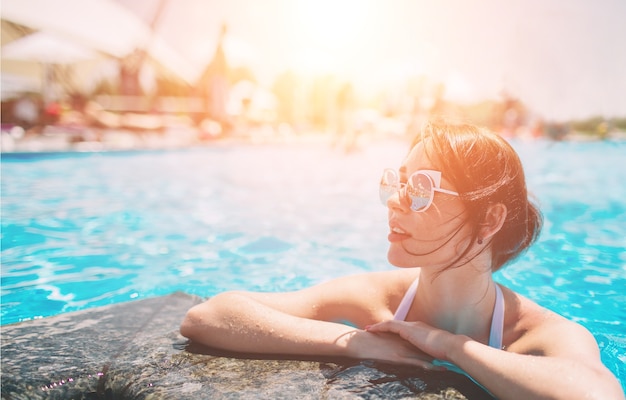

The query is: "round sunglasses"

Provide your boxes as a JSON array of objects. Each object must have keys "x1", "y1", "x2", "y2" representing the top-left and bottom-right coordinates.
[{"x1": 379, "y1": 168, "x2": 459, "y2": 212}]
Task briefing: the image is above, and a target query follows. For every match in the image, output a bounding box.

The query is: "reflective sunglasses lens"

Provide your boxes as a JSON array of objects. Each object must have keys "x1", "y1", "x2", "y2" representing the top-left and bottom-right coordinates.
[
  {"x1": 407, "y1": 172, "x2": 433, "y2": 211},
  {"x1": 379, "y1": 169, "x2": 399, "y2": 205}
]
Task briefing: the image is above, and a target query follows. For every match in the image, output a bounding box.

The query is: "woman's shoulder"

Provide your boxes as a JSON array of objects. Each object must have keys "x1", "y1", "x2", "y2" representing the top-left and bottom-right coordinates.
[
  {"x1": 366, "y1": 268, "x2": 421, "y2": 294},
  {"x1": 326, "y1": 269, "x2": 420, "y2": 309},
  {"x1": 499, "y1": 284, "x2": 567, "y2": 325},
  {"x1": 499, "y1": 285, "x2": 598, "y2": 356},
  {"x1": 298, "y1": 268, "x2": 420, "y2": 326},
  {"x1": 332, "y1": 268, "x2": 420, "y2": 288},
  {"x1": 374, "y1": 268, "x2": 421, "y2": 282}
]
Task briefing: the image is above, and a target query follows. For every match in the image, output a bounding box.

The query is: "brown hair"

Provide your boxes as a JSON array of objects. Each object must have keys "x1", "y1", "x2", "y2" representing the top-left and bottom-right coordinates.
[{"x1": 414, "y1": 121, "x2": 543, "y2": 271}]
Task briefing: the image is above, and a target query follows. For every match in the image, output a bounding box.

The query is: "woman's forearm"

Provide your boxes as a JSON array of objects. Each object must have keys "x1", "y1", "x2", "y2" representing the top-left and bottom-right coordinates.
[
  {"x1": 180, "y1": 292, "x2": 358, "y2": 356},
  {"x1": 449, "y1": 337, "x2": 624, "y2": 400}
]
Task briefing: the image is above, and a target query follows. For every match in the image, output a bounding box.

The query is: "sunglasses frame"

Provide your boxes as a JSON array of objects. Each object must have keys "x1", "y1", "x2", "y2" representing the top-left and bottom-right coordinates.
[{"x1": 380, "y1": 168, "x2": 459, "y2": 212}]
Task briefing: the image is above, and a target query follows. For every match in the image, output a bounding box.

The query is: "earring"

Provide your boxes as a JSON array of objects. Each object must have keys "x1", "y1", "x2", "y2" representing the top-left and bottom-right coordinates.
[{"x1": 477, "y1": 238, "x2": 483, "y2": 245}]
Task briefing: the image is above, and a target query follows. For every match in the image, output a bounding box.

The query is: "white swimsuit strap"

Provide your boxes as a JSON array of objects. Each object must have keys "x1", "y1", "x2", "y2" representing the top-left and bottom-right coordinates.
[
  {"x1": 394, "y1": 278, "x2": 505, "y2": 350},
  {"x1": 393, "y1": 277, "x2": 419, "y2": 321},
  {"x1": 488, "y1": 284, "x2": 505, "y2": 349}
]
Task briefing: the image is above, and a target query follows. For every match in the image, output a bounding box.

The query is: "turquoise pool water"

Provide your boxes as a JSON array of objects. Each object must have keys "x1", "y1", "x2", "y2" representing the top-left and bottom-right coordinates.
[{"x1": 1, "y1": 138, "x2": 625, "y2": 390}]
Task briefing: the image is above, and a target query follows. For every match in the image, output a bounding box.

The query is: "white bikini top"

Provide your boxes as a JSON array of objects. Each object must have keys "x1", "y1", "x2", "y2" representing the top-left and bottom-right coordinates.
[{"x1": 393, "y1": 277, "x2": 505, "y2": 349}]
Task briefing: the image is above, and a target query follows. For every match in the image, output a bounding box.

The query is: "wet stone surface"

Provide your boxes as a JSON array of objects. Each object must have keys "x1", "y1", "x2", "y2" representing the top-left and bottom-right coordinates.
[{"x1": 1, "y1": 292, "x2": 493, "y2": 399}]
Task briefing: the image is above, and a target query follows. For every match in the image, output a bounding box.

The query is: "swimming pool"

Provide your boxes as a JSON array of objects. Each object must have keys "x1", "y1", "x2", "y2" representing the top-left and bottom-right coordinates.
[{"x1": 1, "y1": 138, "x2": 625, "y2": 390}]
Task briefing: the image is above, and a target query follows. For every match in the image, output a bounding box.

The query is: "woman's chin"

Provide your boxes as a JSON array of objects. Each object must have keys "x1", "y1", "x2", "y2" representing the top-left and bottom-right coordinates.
[{"x1": 387, "y1": 249, "x2": 415, "y2": 268}]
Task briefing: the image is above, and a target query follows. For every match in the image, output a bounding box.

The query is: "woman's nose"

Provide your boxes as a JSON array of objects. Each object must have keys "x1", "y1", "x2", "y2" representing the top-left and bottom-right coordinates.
[{"x1": 387, "y1": 188, "x2": 408, "y2": 212}]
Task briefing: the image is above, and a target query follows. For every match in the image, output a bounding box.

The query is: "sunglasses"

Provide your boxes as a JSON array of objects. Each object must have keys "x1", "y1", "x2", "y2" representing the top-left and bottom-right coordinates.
[{"x1": 380, "y1": 168, "x2": 459, "y2": 212}]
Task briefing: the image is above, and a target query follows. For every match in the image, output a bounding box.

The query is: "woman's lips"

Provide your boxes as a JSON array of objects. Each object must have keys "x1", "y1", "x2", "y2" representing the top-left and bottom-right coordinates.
[{"x1": 388, "y1": 226, "x2": 411, "y2": 242}]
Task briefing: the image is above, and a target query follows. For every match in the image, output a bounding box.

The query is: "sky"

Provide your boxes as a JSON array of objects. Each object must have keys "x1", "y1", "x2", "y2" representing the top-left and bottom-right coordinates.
[{"x1": 3, "y1": 0, "x2": 626, "y2": 121}]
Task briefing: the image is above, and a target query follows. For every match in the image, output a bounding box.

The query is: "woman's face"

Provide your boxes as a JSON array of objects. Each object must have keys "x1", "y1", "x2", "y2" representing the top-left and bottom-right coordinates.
[{"x1": 385, "y1": 141, "x2": 470, "y2": 269}]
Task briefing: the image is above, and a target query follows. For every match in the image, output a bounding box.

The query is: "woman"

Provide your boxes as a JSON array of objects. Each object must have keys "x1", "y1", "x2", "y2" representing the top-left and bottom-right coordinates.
[{"x1": 181, "y1": 122, "x2": 623, "y2": 399}]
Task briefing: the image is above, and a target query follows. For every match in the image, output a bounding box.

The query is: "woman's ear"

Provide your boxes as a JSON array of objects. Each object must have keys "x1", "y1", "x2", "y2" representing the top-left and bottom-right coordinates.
[{"x1": 479, "y1": 203, "x2": 507, "y2": 241}]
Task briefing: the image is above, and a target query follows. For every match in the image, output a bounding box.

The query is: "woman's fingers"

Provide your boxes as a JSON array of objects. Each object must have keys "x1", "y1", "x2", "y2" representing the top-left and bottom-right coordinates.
[
  {"x1": 365, "y1": 320, "x2": 451, "y2": 362},
  {"x1": 384, "y1": 350, "x2": 446, "y2": 371},
  {"x1": 366, "y1": 319, "x2": 424, "y2": 335},
  {"x1": 366, "y1": 320, "x2": 428, "y2": 349}
]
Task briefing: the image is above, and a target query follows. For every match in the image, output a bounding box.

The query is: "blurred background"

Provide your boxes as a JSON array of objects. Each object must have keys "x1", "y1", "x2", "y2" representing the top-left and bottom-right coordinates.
[{"x1": 2, "y1": 0, "x2": 626, "y2": 151}]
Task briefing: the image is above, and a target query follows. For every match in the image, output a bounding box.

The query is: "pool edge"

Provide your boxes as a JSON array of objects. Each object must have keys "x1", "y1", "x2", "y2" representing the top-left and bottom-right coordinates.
[{"x1": 0, "y1": 292, "x2": 486, "y2": 399}]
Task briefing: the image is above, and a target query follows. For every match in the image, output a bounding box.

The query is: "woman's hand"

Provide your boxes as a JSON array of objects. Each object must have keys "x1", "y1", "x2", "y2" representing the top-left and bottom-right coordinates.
[
  {"x1": 364, "y1": 320, "x2": 458, "y2": 363},
  {"x1": 366, "y1": 319, "x2": 626, "y2": 400},
  {"x1": 342, "y1": 328, "x2": 448, "y2": 370}
]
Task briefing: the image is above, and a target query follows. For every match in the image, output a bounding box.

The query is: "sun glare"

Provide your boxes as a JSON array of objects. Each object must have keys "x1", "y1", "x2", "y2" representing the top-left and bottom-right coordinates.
[{"x1": 290, "y1": 0, "x2": 375, "y2": 75}]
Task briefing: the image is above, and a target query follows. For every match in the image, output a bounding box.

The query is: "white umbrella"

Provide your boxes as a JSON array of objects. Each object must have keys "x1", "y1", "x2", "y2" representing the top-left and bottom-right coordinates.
[
  {"x1": 2, "y1": 31, "x2": 100, "y2": 102},
  {"x1": 2, "y1": 0, "x2": 196, "y2": 84},
  {"x1": 2, "y1": 31, "x2": 98, "y2": 64},
  {"x1": 1, "y1": 0, "x2": 147, "y2": 59}
]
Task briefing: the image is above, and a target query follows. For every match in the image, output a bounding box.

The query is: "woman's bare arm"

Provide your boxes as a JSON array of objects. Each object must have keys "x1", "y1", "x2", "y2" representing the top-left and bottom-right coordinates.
[
  {"x1": 451, "y1": 326, "x2": 624, "y2": 400},
  {"x1": 181, "y1": 290, "x2": 362, "y2": 355},
  {"x1": 366, "y1": 318, "x2": 624, "y2": 400},
  {"x1": 179, "y1": 270, "x2": 429, "y2": 361}
]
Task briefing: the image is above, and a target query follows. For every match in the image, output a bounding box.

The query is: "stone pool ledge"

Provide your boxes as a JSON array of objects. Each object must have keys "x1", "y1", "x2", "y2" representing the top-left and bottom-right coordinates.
[{"x1": 1, "y1": 292, "x2": 493, "y2": 399}]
